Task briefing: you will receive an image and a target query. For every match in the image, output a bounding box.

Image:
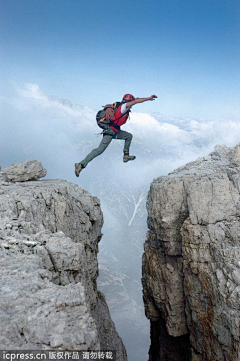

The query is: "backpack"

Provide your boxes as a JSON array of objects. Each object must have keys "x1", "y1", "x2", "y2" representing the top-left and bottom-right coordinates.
[{"x1": 96, "y1": 102, "x2": 129, "y2": 131}]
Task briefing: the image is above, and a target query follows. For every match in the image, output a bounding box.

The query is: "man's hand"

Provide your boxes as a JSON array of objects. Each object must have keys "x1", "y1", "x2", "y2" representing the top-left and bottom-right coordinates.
[{"x1": 149, "y1": 95, "x2": 157, "y2": 101}]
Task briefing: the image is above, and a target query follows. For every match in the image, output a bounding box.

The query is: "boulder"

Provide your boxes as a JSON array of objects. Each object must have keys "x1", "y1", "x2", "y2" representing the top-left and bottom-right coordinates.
[{"x1": 0, "y1": 160, "x2": 47, "y2": 182}]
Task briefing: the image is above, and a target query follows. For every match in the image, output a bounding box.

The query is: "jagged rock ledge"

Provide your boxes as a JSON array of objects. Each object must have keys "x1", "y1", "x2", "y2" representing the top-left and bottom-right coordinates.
[
  {"x1": 142, "y1": 144, "x2": 240, "y2": 361},
  {"x1": 0, "y1": 163, "x2": 127, "y2": 360}
]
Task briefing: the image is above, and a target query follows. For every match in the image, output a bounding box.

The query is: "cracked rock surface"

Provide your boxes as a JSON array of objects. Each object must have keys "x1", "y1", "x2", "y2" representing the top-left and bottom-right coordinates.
[
  {"x1": 142, "y1": 144, "x2": 240, "y2": 361},
  {"x1": 0, "y1": 175, "x2": 127, "y2": 360}
]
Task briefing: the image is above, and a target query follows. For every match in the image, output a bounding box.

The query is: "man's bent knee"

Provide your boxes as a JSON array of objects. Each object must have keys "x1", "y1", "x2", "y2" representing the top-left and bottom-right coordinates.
[{"x1": 126, "y1": 133, "x2": 133, "y2": 140}]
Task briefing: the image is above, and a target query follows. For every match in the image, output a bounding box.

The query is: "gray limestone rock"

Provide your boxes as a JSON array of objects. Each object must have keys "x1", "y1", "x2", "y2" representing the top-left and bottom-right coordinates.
[
  {"x1": 0, "y1": 177, "x2": 127, "y2": 360},
  {"x1": 142, "y1": 144, "x2": 240, "y2": 361},
  {"x1": 0, "y1": 160, "x2": 47, "y2": 182}
]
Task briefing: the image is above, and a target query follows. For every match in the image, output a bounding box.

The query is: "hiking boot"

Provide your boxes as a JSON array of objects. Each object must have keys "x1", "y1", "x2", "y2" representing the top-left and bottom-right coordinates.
[
  {"x1": 75, "y1": 163, "x2": 83, "y2": 177},
  {"x1": 123, "y1": 154, "x2": 136, "y2": 163}
]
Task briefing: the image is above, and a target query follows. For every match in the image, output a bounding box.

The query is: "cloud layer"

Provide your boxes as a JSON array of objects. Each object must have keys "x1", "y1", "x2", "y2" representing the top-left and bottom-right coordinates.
[{"x1": 1, "y1": 83, "x2": 239, "y2": 188}]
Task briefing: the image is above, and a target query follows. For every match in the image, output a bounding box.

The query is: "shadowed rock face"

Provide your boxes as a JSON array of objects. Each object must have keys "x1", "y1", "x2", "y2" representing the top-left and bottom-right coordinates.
[
  {"x1": 142, "y1": 144, "x2": 240, "y2": 361},
  {"x1": 0, "y1": 174, "x2": 127, "y2": 360}
]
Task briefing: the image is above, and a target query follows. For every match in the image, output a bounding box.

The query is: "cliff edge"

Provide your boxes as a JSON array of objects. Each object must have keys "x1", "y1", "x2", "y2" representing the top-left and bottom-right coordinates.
[
  {"x1": 142, "y1": 144, "x2": 240, "y2": 361},
  {"x1": 0, "y1": 162, "x2": 127, "y2": 360}
]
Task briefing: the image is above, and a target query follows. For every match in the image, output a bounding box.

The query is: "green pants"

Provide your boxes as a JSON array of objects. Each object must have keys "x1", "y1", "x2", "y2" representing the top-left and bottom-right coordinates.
[{"x1": 80, "y1": 129, "x2": 133, "y2": 168}]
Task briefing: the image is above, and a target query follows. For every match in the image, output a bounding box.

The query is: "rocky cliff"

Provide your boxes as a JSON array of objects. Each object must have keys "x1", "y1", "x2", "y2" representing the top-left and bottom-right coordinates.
[
  {"x1": 142, "y1": 144, "x2": 240, "y2": 361},
  {"x1": 0, "y1": 161, "x2": 127, "y2": 360}
]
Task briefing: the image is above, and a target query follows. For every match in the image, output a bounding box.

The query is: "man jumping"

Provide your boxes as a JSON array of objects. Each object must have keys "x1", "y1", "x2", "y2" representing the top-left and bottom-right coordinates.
[{"x1": 75, "y1": 94, "x2": 157, "y2": 176}]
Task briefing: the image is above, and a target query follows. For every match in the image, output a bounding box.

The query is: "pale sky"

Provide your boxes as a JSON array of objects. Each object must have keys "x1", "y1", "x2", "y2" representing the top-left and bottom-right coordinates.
[{"x1": 1, "y1": 0, "x2": 240, "y2": 120}]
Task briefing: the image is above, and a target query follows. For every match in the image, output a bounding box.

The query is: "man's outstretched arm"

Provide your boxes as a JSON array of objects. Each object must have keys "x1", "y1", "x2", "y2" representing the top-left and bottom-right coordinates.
[{"x1": 125, "y1": 95, "x2": 157, "y2": 109}]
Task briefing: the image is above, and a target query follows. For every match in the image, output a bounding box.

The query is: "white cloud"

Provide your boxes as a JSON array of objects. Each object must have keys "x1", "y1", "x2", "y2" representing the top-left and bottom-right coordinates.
[
  {"x1": 130, "y1": 112, "x2": 159, "y2": 127},
  {"x1": 1, "y1": 83, "x2": 239, "y2": 185},
  {"x1": 0, "y1": 83, "x2": 99, "y2": 180},
  {"x1": 12, "y1": 82, "x2": 96, "y2": 127}
]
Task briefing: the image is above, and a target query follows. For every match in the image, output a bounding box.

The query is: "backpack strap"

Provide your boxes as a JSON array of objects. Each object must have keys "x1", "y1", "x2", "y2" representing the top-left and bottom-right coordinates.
[
  {"x1": 98, "y1": 101, "x2": 130, "y2": 132},
  {"x1": 112, "y1": 102, "x2": 130, "y2": 122},
  {"x1": 109, "y1": 121, "x2": 120, "y2": 131}
]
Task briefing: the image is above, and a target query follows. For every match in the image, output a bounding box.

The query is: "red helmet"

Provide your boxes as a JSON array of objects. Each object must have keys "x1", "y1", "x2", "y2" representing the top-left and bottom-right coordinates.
[{"x1": 122, "y1": 94, "x2": 135, "y2": 102}]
